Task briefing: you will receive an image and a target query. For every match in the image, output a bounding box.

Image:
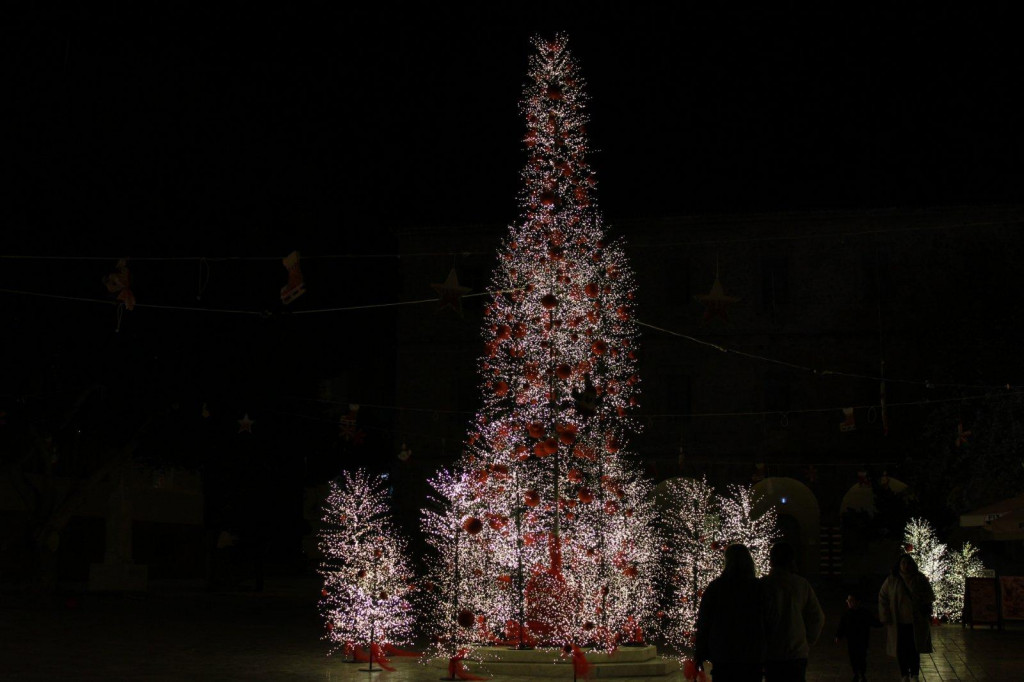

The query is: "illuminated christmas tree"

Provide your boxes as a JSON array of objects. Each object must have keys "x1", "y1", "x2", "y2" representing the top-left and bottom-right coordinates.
[
  {"x1": 318, "y1": 470, "x2": 415, "y2": 660},
  {"x1": 717, "y1": 484, "x2": 777, "y2": 575},
  {"x1": 422, "y1": 34, "x2": 659, "y2": 652},
  {"x1": 662, "y1": 477, "x2": 723, "y2": 651},
  {"x1": 902, "y1": 517, "x2": 943, "y2": 618},
  {"x1": 662, "y1": 479, "x2": 777, "y2": 653},
  {"x1": 904, "y1": 518, "x2": 987, "y2": 622},
  {"x1": 941, "y1": 541, "x2": 985, "y2": 622}
]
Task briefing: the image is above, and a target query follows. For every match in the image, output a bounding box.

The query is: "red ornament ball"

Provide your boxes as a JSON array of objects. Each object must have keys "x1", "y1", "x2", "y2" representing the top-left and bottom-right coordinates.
[
  {"x1": 457, "y1": 609, "x2": 475, "y2": 628},
  {"x1": 555, "y1": 364, "x2": 572, "y2": 380},
  {"x1": 578, "y1": 487, "x2": 595, "y2": 504},
  {"x1": 541, "y1": 293, "x2": 558, "y2": 309},
  {"x1": 584, "y1": 282, "x2": 600, "y2": 298},
  {"x1": 591, "y1": 340, "x2": 608, "y2": 356},
  {"x1": 494, "y1": 381, "x2": 509, "y2": 397},
  {"x1": 461, "y1": 516, "x2": 484, "y2": 535},
  {"x1": 524, "y1": 490, "x2": 541, "y2": 507}
]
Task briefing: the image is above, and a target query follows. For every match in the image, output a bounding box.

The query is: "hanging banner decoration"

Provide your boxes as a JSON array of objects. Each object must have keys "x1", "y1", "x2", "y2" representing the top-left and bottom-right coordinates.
[
  {"x1": 840, "y1": 407, "x2": 856, "y2": 432},
  {"x1": 280, "y1": 250, "x2": 306, "y2": 304},
  {"x1": 338, "y1": 404, "x2": 365, "y2": 445},
  {"x1": 431, "y1": 267, "x2": 472, "y2": 315},
  {"x1": 397, "y1": 442, "x2": 412, "y2": 462},
  {"x1": 752, "y1": 462, "x2": 766, "y2": 483},
  {"x1": 956, "y1": 419, "x2": 972, "y2": 447},
  {"x1": 102, "y1": 259, "x2": 136, "y2": 310}
]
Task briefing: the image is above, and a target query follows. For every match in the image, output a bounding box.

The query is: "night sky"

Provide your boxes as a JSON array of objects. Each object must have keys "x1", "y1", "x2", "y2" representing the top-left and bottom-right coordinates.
[{"x1": 4, "y1": 6, "x2": 1023, "y2": 535}]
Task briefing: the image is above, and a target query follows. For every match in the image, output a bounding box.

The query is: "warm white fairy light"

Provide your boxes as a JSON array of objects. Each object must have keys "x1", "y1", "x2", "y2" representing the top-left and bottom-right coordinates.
[
  {"x1": 318, "y1": 470, "x2": 415, "y2": 654},
  {"x1": 421, "y1": 33, "x2": 659, "y2": 652},
  {"x1": 903, "y1": 517, "x2": 945, "y2": 617},
  {"x1": 717, "y1": 484, "x2": 777, "y2": 576},
  {"x1": 903, "y1": 518, "x2": 986, "y2": 622},
  {"x1": 943, "y1": 540, "x2": 985, "y2": 622},
  {"x1": 662, "y1": 479, "x2": 778, "y2": 653}
]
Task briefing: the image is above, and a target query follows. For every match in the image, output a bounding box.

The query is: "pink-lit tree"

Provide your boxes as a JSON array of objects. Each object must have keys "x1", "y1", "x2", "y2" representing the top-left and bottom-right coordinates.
[
  {"x1": 318, "y1": 470, "x2": 415, "y2": 662},
  {"x1": 422, "y1": 34, "x2": 659, "y2": 653}
]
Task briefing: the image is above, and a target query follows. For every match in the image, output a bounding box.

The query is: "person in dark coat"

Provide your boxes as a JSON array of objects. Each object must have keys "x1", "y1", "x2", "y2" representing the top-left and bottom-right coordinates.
[
  {"x1": 878, "y1": 554, "x2": 934, "y2": 682},
  {"x1": 834, "y1": 593, "x2": 880, "y2": 682},
  {"x1": 694, "y1": 544, "x2": 770, "y2": 682}
]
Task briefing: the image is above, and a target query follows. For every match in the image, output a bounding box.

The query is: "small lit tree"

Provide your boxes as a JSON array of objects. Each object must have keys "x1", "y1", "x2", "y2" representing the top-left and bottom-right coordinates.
[
  {"x1": 662, "y1": 480, "x2": 778, "y2": 654},
  {"x1": 319, "y1": 470, "x2": 415, "y2": 658},
  {"x1": 903, "y1": 517, "x2": 944, "y2": 619},
  {"x1": 940, "y1": 541, "x2": 986, "y2": 622},
  {"x1": 718, "y1": 484, "x2": 777, "y2": 576},
  {"x1": 662, "y1": 477, "x2": 723, "y2": 651}
]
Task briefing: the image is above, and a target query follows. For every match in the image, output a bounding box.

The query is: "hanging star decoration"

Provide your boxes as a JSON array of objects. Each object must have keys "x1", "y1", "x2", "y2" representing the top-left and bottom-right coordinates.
[
  {"x1": 431, "y1": 268, "x2": 471, "y2": 315},
  {"x1": 237, "y1": 413, "x2": 254, "y2": 434},
  {"x1": 955, "y1": 419, "x2": 972, "y2": 447},
  {"x1": 694, "y1": 260, "x2": 739, "y2": 321}
]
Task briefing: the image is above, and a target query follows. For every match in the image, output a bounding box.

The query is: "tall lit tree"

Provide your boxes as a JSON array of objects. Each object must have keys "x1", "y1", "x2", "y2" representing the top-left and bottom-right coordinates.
[
  {"x1": 319, "y1": 470, "x2": 415, "y2": 659},
  {"x1": 422, "y1": 34, "x2": 659, "y2": 651}
]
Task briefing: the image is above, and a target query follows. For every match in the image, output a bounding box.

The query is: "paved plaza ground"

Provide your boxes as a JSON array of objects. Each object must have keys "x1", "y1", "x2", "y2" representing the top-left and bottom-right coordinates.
[{"x1": 2, "y1": 576, "x2": 1022, "y2": 681}]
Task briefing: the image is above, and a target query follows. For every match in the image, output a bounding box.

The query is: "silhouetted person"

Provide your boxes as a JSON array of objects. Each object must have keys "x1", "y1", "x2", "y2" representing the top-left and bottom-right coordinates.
[
  {"x1": 762, "y1": 542, "x2": 824, "y2": 682},
  {"x1": 834, "y1": 593, "x2": 880, "y2": 682},
  {"x1": 694, "y1": 544, "x2": 770, "y2": 682},
  {"x1": 879, "y1": 554, "x2": 934, "y2": 682}
]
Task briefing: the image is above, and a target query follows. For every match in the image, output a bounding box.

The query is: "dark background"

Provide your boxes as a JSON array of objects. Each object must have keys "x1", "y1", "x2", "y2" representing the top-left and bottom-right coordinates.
[{"x1": 3, "y1": 4, "x2": 1022, "y2": 574}]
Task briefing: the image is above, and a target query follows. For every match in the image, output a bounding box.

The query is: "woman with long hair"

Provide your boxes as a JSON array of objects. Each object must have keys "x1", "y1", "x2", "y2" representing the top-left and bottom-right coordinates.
[
  {"x1": 878, "y1": 554, "x2": 934, "y2": 682},
  {"x1": 694, "y1": 544, "x2": 770, "y2": 682}
]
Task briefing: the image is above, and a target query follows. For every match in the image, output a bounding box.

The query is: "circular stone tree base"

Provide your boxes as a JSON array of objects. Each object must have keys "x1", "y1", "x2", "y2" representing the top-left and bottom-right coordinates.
[{"x1": 429, "y1": 645, "x2": 678, "y2": 678}]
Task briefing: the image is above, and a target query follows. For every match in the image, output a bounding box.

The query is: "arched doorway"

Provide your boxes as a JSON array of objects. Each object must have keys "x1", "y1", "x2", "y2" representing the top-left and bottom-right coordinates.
[{"x1": 753, "y1": 477, "x2": 821, "y2": 576}]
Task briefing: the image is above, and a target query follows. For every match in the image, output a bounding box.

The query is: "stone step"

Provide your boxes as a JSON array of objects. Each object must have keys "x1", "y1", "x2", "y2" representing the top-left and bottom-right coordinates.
[{"x1": 429, "y1": 645, "x2": 680, "y2": 678}]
